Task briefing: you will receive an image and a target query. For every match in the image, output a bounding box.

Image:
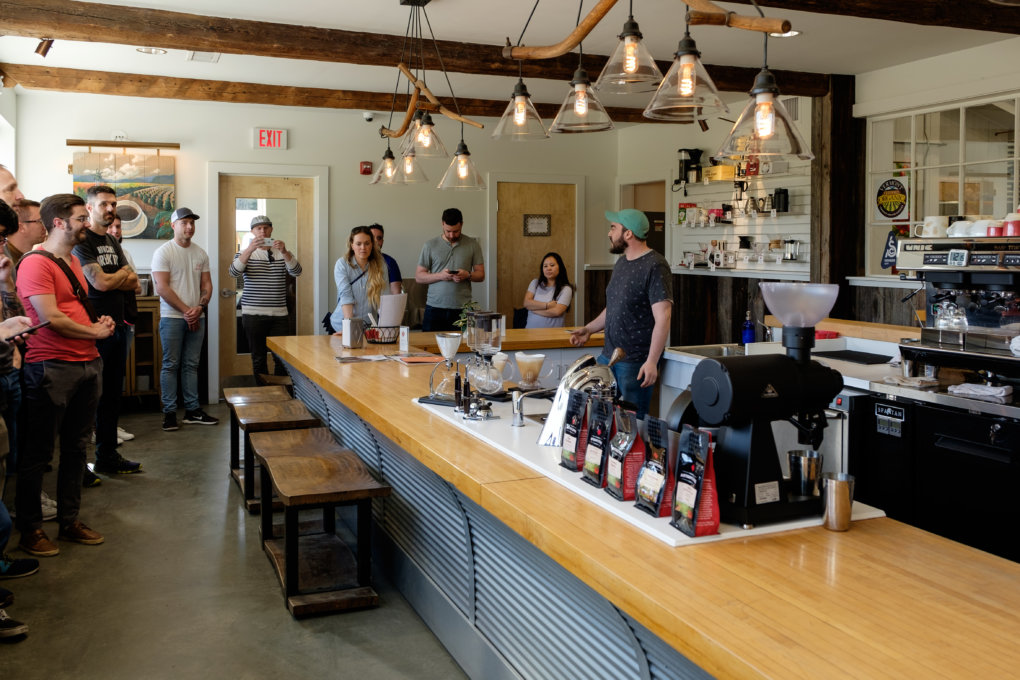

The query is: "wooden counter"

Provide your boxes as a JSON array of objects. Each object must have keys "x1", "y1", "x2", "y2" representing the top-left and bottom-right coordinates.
[
  {"x1": 269, "y1": 334, "x2": 1020, "y2": 679},
  {"x1": 764, "y1": 316, "x2": 921, "y2": 343},
  {"x1": 409, "y1": 326, "x2": 603, "y2": 354}
]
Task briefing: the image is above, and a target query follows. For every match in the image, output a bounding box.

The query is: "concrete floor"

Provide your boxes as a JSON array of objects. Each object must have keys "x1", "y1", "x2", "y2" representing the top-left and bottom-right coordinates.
[{"x1": 1, "y1": 402, "x2": 467, "y2": 679}]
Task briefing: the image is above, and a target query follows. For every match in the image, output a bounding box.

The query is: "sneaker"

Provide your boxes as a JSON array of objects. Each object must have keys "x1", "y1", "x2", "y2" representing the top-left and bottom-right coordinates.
[
  {"x1": 57, "y1": 520, "x2": 104, "y2": 546},
  {"x1": 183, "y1": 409, "x2": 219, "y2": 426},
  {"x1": 18, "y1": 529, "x2": 59, "y2": 557},
  {"x1": 0, "y1": 609, "x2": 28, "y2": 638},
  {"x1": 0, "y1": 553, "x2": 39, "y2": 579},
  {"x1": 40, "y1": 491, "x2": 56, "y2": 510},
  {"x1": 162, "y1": 412, "x2": 179, "y2": 431},
  {"x1": 82, "y1": 468, "x2": 103, "y2": 488},
  {"x1": 5, "y1": 498, "x2": 55, "y2": 522},
  {"x1": 94, "y1": 453, "x2": 142, "y2": 475},
  {"x1": 0, "y1": 587, "x2": 12, "y2": 608},
  {"x1": 117, "y1": 427, "x2": 135, "y2": 441}
]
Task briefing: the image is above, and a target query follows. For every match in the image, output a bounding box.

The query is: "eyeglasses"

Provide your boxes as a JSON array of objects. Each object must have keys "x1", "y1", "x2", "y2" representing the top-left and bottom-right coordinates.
[
  {"x1": 67, "y1": 215, "x2": 90, "y2": 225},
  {"x1": 19, "y1": 219, "x2": 43, "y2": 225}
]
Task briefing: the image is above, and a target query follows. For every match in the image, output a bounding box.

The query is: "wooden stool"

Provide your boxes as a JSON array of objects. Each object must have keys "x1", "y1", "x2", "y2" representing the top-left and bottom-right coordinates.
[
  {"x1": 223, "y1": 385, "x2": 292, "y2": 492},
  {"x1": 257, "y1": 374, "x2": 294, "y2": 395},
  {"x1": 233, "y1": 400, "x2": 320, "y2": 513},
  {"x1": 255, "y1": 446, "x2": 391, "y2": 617}
]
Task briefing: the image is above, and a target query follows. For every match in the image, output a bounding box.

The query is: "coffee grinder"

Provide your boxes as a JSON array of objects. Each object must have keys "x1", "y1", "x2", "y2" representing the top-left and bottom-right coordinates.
[{"x1": 689, "y1": 283, "x2": 844, "y2": 527}]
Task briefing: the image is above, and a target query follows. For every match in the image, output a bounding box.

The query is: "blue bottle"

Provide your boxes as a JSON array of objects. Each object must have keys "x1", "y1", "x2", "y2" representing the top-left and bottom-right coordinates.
[{"x1": 741, "y1": 311, "x2": 755, "y2": 345}]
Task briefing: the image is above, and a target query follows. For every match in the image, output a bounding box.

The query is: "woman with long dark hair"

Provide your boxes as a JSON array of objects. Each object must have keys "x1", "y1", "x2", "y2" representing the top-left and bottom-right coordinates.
[
  {"x1": 329, "y1": 226, "x2": 389, "y2": 332},
  {"x1": 522, "y1": 252, "x2": 573, "y2": 328}
]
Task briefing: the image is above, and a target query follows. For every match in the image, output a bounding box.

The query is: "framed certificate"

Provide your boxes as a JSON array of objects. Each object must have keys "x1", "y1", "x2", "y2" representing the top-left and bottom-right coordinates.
[{"x1": 523, "y1": 214, "x2": 551, "y2": 237}]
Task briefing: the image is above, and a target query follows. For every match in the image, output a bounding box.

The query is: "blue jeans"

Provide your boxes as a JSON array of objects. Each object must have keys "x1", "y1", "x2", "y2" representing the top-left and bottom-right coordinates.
[
  {"x1": 0, "y1": 369, "x2": 21, "y2": 473},
  {"x1": 160, "y1": 317, "x2": 205, "y2": 413},
  {"x1": 421, "y1": 305, "x2": 461, "y2": 332},
  {"x1": 0, "y1": 499, "x2": 10, "y2": 554},
  {"x1": 599, "y1": 355, "x2": 654, "y2": 420}
]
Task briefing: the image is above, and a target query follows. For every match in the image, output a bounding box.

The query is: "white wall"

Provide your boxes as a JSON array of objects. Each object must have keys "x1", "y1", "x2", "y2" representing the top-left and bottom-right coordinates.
[
  {"x1": 855, "y1": 37, "x2": 1020, "y2": 117},
  {"x1": 0, "y1": 89, "x2": 16, "y2": 169}
]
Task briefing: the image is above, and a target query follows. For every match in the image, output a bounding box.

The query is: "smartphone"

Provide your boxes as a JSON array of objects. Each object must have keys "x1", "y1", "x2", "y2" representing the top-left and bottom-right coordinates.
[
  {"x1": 2, "y1": 319, "x2": 50, "y2": 342},
  {"x1": 446, "y1": 269, "x2": 458, "y2": 275},
  {"x1": 262, "y1": 238, "x2": 275, "y2": 247}
]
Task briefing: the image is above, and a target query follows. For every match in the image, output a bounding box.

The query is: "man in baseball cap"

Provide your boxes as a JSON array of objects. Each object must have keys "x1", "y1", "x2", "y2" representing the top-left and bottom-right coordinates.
[
  {"x1": 570, "y1": 208, "x2": 672, "y2": 418},
  {"x1": 169, "y1": 207, "x2": 200, "y2": 223}
]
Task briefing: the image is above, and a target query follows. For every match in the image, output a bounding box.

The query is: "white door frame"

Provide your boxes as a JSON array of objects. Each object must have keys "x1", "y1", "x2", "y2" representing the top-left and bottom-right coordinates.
[
  {"x1": 205, "y1": 162, "x2": 330, "y2": 395},
  {"x1": 485, "y1": 173, "x2": 586, "y2": 326}
]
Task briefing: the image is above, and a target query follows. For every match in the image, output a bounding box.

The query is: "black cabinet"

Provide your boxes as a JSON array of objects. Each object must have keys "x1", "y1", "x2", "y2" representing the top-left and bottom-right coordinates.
[{"x1": 849, "y1": 395, "x2": 917, "y2": 525}]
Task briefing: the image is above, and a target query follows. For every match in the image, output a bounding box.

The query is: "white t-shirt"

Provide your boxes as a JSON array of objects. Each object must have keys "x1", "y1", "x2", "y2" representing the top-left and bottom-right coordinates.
[
  {"x1": 151, "y1": 239, "x2": 210, "y2": 319},
  {"x1": 525, "y1": 279, "x2": 573, "y2": 328}
]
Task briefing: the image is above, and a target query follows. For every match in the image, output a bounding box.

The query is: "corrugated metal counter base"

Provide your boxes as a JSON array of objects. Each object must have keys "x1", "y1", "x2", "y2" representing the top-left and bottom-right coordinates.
[{"x1": 416, "y1": 399, "x2": 884, "y2": 546}]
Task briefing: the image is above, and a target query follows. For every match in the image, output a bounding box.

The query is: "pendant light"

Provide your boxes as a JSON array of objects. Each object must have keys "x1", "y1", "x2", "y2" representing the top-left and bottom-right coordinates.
[
  {"x1": 643, "y1": 21, "x2": 728, "y2": 123},
  {"x1": 369, "y1": 146, "x2": 400, "y2": 185},
  {"x1": 492, "y1": 77, "x2": 548, "y2": 141},
  {"x1": 407, "y1": 111, "x2": 449, "y2": 158},
  {"x1": 395, "y1": 149, "x2": 430, "y2": 184},
  {"x1": 714, "y1": 4, "x2": 813, "y2": 163},
  {"x1": 438, "y1": 128, "x2": 485, "y2": 190},
  {"x1": 550, "y1": 66, "x2": 614, "y2": 134},
  {"x1": 594, "y1": 2, "x2": 663, "y2": 94}
]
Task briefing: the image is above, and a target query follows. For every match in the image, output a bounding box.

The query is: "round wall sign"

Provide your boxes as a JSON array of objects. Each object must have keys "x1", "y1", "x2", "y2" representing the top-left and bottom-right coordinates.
[{"x1": 876, "y1": 179, "x2": 907, "y2": 219}]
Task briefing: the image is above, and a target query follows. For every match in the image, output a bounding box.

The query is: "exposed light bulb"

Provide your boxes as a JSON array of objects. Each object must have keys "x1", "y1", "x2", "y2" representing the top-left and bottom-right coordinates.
[
  {"x1": 574, "y1": 84, "x2": 589, "y2": 117},
  {"x1": 754, "y1": 93, "x2": 775, "y2": 138},
  {"x1": 513, "y1": 95, "x2": 528, "y2": 126},
  {"x1": 678, "y1": 54, "x2": 697, "y2": 97},
  {"x1": 404, "y1": 155, "x2": 415, "y2": 174},
  {"x1": 417, "y1": 126, "x2": 432, "y2": 147},
  {"x1": 383, "y1": 158, "x2": 396, "y2": 178},
  {"x1": 623, "y1": 36, "x2": 639, "y2": 74},
  {"x1": 457, "y1": 156, "x2": 469, "y2": 179}
]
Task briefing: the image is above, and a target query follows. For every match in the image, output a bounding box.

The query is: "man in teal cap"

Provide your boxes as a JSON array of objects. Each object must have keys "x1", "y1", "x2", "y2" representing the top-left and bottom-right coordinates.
[{"x1": 571, "y1": 209, "x2": 672, "y2": 418}]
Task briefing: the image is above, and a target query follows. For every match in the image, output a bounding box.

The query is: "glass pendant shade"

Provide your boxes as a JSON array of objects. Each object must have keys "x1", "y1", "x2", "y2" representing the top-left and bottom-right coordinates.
[
  {"x1": 398, "y1": 109, "x2": 425, "y2": 156},
  {"x1": 395, "y1": 150, "x2": 430, "y2": 184},
  {"x1": 594, "y1": 17, "x2": 663, "y2": 94},
  {"x1": 369, "y1": 147, "x2": 400, "y2": 185},
  {"x1": 438, "y1": 141, "x2": 485, "y2": 190},
  {"x1": 713, "y1": 68, "x2": 814, "y2": 162},
  {"x1": 643, "y1": 33, "x2": 728, "y2": 121},
  {"x1": 550, "y1": 67, "x2": 614, "y2": 134},
  {"x1": 406, "y1": 112, "x2": 449, "y2": 158},
  {"x1": 492, "y1": 79, "x2": 548, "y2": 141}
]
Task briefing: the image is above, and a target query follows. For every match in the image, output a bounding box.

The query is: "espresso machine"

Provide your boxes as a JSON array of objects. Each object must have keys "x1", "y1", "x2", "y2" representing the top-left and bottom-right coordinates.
[{"x1": 689, "y1": 283, "x2": 844, "y2": 527}]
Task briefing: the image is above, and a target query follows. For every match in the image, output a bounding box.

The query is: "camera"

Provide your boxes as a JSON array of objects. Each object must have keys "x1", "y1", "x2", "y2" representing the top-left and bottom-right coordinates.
[{"x1": 363, "y1": 111, "x2": 374, "y2": 122}]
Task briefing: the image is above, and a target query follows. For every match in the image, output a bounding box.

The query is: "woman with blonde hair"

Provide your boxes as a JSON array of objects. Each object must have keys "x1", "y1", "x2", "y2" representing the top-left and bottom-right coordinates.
[{"x1": 328, "y1": 225, "x2": 389, "y2": 332}]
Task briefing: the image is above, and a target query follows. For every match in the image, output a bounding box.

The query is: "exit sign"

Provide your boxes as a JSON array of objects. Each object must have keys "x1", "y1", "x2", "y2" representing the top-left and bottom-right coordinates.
[{"x1": 253, "y1": 127, "x2": 288, "y2": 149}]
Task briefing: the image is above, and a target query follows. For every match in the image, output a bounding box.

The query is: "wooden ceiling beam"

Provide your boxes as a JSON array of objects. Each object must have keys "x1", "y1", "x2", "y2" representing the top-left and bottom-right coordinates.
[
  {"x1": 0, "y1": 62, "x2": 667, "y2": 124},
  {"x1": 0, "y1": 0, "x2": 830, "y2": 96},
  {"x1": 722, "y1": 0, "x2": 1020, "y2": 34}
]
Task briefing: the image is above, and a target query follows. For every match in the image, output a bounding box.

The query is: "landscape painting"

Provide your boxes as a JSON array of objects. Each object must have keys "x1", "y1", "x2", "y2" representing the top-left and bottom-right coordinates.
[{"x1": 72, "y1": 152, "x2": 176, "y2": 239}]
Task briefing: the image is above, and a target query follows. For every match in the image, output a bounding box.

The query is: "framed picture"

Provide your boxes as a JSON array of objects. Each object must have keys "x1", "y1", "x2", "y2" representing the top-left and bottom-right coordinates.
[{"x1": 523, "y1": 214, "x2": 551, "y2": 237}]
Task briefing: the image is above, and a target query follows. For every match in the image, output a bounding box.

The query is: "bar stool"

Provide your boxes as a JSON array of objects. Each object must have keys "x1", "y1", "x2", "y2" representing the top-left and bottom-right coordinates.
[
  {"x1": 223, "y1": 385, "x2": 292, "y2": 492},
  {"x1": 233, "y1": 399, "x2": 320, "y2": 513},
  {"x1": 254, "y1": 439, "x2": 391, "y2": 617},
  {"x1": 257, "y1": 374, "x2": 294, "y2": 394}
]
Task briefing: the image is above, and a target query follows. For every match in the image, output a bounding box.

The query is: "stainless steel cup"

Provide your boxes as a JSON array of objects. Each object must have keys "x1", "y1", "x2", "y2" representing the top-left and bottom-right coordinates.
[
  {"x1": 822, "y1": 472, "x2": 855, "y2": 531},
  {"x1": 788, "y1": 449, "x2": 822, "y2": 497}
]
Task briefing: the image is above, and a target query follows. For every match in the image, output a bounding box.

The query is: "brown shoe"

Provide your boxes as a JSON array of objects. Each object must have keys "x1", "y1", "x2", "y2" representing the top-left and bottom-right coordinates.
[
  {"x1": 18, "y1": 529, "x2": 59, "y2": 557},
  {"x1": 57, "y1": 520, "x2": 104, "y2": 546}
]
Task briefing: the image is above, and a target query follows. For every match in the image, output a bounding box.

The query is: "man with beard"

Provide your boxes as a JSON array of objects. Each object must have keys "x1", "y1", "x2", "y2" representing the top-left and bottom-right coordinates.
[
  {"x1": 73, "y1": 186, "x2": 141, "y2": 475},
  {"x1": 14, "y1": 194, "x2": 115, "y2": 556},
  {"x1": 414, "y1": 208, "x2": 484, "y2": 331},
  {"x1": 570, "y1": 209, "x2": 672, "y2": 419},
  {"x1": 151, "y1": 208, "x2": 216, "y2": 431}
]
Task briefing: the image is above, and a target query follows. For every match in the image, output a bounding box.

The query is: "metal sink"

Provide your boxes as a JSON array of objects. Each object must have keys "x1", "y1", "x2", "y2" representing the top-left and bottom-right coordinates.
[{"x1": 666, "y1": 343, "x2": 745, "y2": 358}]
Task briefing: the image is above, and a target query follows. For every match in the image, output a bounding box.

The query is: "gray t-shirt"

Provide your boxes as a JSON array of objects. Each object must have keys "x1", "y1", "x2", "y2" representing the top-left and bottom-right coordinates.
[
  {"x1": 603, "y1": 249, "x2": 672, "y2": 365},
  {"x1": 416, "y1": 233, "x2": 483, "y2": 310}
]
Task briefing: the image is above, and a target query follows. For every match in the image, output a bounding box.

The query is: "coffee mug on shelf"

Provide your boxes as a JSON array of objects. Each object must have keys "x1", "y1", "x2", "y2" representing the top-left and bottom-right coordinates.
[
  {"x1": 1004, "y1": 220, "x2": 1020, "y2": 237},
  {"x1": 911, "y1": 215, "x2": 949, "y2": 238},
  {"x1": 988, "y1": 225, "x2": 1004, "y2": 237}
]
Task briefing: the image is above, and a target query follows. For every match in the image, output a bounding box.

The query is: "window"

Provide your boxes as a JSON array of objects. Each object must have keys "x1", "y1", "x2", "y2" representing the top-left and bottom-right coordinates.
[{"x1": 865, "y1": 96, "x2": 1018, "y2": 276}]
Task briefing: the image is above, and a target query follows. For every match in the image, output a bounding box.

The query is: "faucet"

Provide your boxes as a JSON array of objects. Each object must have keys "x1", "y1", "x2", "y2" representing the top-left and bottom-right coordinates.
[{"x1": 511, "y1": 387, "x2": 557, "y2": 427}]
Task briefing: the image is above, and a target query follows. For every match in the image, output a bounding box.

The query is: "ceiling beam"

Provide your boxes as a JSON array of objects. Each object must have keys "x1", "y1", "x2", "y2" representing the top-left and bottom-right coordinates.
[
  {"x1": 0, "y1": 62, "x2": 672, "y2": 124},
  {"x1": 0, "y1": 0, "x2": 830, "y2": 96},
  {"x1": 723, "y1": 0, "x2": 1020, "y2": 34}
]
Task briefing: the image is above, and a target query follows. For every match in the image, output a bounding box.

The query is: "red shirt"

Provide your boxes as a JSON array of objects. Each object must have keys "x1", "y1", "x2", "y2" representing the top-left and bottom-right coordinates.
[{"x1": 16, "y1": 252, "x2": 99, "y2": 363}]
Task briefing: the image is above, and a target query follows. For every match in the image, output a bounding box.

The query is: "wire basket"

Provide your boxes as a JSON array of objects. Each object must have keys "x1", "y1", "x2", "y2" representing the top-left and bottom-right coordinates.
[{"x1": 365, "y1": 326, "x2": 400, "y2": 344}]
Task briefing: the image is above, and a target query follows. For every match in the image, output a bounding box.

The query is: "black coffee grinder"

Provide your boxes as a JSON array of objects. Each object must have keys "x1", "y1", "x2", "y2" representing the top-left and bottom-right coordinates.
[{"x1": 690, "y1": 283, "x2": 844, "y2": 528}]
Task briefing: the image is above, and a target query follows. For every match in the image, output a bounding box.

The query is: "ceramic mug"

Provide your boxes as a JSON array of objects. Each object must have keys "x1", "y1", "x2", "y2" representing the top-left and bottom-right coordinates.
[
  {"x1": 911, "y1": 216, "x2": 948, "y2": 238},
  {"x1": 988, "y1": 225, "x2": 1004, "y2": 237},
  {"x1": 1005, "y1": 220, "x2": 1020, "y2": 237}
]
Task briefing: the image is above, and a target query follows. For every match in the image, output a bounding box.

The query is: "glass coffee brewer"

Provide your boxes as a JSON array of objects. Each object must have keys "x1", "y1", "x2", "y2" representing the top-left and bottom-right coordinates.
[
  {"x1": 689, "y1": 283, "x2": 844, "y2": 528},
  {"x1": 428, "y1": 332, "x2": 464, "y2": 402}
]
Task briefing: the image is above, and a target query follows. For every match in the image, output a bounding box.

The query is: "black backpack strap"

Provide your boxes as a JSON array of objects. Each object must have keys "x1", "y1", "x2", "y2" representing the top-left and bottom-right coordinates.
[{"x1": 16, "y1": 250, "x2": 100, "y2": 323}]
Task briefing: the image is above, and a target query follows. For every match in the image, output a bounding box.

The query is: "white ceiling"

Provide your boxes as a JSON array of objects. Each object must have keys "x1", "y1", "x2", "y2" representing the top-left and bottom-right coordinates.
[{"x1": 0, "y1": 0, "x2": 1014, "y2": 111}]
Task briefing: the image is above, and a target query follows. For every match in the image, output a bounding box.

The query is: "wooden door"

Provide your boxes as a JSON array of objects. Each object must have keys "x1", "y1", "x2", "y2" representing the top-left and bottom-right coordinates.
[
  {"x1": 217, "y1": 175, "x2": 314, "y2": 387},
  {"x1": 495, "y1": 182, "x2": 576, "y2": 326}
]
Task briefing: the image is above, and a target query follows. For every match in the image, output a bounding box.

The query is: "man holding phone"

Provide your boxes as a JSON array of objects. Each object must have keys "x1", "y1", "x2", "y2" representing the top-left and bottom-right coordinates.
[
  {"x1": 414, "y1": 208, "x2": 484, "y2": 331},
  {"x1": 228, "y1": 215, "x2": 301, "y2": 378}
]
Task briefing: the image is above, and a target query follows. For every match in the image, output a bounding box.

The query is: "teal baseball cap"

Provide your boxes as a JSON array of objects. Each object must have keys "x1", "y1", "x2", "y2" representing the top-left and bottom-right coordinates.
[{"x1": 604, "y1": 209, "x2": 649, "y2": 239}]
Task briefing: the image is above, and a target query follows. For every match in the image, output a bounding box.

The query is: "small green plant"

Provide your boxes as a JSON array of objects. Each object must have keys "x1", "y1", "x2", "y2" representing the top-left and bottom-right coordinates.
[{"x1": 453, "y1": 300, "x2": 480, "y2": 329}]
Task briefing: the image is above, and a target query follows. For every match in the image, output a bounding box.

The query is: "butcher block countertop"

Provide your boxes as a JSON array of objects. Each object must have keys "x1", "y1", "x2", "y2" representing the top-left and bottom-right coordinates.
[
  {"x1": 408, "y1": 326, "x2": 603, "y2": 354},
  {"x1": 269, "y1": 333, "x2": 1020, "y2": 680}
]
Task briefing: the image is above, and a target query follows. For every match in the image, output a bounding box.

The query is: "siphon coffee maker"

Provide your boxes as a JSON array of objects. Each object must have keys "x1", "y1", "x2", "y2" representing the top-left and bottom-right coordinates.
[{"x1": 429, "y1": 332, "x2": 464, "y2": 400}]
